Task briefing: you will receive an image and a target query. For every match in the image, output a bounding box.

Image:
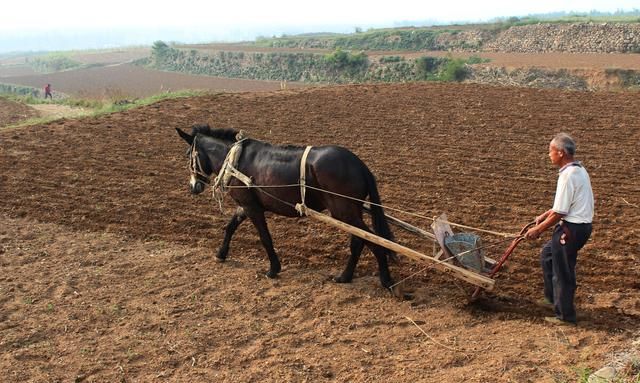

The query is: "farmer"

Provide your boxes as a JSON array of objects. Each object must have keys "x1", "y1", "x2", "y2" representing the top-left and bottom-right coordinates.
[
  {"x1": 44, "y1": 84, "x2": 52, "y2": 99},
  {"x1": 525, "y1": 133, "x2": 594, "y2": 325}
]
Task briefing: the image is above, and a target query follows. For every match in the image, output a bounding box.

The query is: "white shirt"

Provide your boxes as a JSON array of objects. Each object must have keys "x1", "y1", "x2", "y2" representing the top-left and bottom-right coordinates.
[{"x1": 552, "y1": 162, "x2": 594, "y2": 224}]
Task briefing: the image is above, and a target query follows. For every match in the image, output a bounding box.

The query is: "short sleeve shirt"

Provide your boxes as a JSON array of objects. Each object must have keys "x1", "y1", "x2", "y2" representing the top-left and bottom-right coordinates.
[{"x1": 552, "y1": 162, "x2": 594, "y2": 224}]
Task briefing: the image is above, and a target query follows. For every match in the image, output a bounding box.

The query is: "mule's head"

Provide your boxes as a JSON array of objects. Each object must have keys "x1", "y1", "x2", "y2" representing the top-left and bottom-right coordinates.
[{"x1": 176, "y1": 128, "x2": 211, "y2": 194}]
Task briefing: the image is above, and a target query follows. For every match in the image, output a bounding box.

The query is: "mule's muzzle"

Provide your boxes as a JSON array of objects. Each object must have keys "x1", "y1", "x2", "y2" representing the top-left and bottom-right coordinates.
[{"x1": 190, "y1": 180, "x2": 205, "y2": 194}]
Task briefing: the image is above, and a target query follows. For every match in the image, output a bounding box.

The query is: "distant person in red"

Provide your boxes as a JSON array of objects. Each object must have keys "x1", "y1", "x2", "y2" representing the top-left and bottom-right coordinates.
[{"x1": 44, "y1": 84, "x2": 52, "y2": 99}]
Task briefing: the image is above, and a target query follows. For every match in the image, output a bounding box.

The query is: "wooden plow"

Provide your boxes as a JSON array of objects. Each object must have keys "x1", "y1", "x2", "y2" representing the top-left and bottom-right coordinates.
[{"x1": 297, "y1": 203, "x2": 533, "y2": 298}]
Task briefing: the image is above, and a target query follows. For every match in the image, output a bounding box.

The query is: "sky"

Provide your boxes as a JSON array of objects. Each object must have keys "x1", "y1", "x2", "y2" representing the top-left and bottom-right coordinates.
[{"x1": 1, "y1": 0, "x2": 639, "y2": 52}]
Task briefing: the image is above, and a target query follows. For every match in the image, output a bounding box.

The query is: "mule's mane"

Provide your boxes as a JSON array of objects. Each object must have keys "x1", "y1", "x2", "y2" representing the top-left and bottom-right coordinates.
[{"x1": 190, "y1": 124, "x2": 239, "y2": 142}]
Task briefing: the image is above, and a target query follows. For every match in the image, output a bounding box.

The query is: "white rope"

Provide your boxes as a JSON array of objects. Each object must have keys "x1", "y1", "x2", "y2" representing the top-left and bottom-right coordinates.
[
  {"x1": 209, "y1": 138, "x2": 250, "y2": 212},
  {"x1": 223, "y1": 182, "x2": 514, "y2": 238},
  {"x1": 198, "y1": 133, "x2": 514, "y2": 239},
  {"x1": 388, "y1": 253, "x2": 458, "y2": 290}
]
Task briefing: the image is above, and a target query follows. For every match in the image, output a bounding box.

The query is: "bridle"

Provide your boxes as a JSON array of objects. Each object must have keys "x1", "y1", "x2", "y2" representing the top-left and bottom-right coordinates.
[
  {"x1": 187, "y1": 133, "x2": 250, "y2": 212},
  {"x1": 189, "y1": 136, "x2": 211, "y2": 185}
]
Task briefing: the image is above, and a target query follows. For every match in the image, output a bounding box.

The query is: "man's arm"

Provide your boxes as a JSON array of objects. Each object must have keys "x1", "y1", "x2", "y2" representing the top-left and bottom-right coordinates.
[
  {"x1": 526, "y1": 210, "x2": 564, "y2": 239},
  {"x1": 535, "y1": 209, "x2": 553, "y2": 224}
]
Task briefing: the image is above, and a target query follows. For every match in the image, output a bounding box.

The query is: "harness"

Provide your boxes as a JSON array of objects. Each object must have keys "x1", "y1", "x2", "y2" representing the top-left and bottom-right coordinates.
[
  {"x1": 297, "y1": 146, "x2": 313, "y2": 215},
  {"x1": 189, "y1": 135, "x2": 212, "y2": 184},
  {"x1": 189, "y1": 132, "x2": 312, "y2": 213}
]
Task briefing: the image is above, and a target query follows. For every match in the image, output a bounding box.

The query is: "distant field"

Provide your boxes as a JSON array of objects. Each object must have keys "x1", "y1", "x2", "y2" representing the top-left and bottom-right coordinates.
[
  {"x1": 2, "y1": 63, "x2": 306, "y2": 99},
  {"x1": 2, "y1": 45, "x2": 639, "y2": 100},
  {"x1": 68, "y1": 48, "x2": 151, "y2": 65},
  {"x1": 0, "y1": 65, "x2": 38, "y2": 78}
]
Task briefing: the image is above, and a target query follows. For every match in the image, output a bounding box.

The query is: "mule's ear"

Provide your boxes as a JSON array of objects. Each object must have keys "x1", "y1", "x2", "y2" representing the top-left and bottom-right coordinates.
[{"x1": 176, "y1": 128, "x2": 194, "y2": 145}]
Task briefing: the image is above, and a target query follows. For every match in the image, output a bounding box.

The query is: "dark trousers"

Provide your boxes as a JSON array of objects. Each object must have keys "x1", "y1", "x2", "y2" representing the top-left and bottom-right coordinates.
[{"x1": 540, "y1": 221, "x2": 592, "y2": 323}]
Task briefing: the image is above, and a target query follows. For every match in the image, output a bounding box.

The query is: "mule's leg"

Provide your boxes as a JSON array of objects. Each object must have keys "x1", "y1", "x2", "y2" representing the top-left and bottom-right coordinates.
[
  {"x1": 216, "y1": 207, "x2": 247, "y2": 262},
  {"x1": 247, "y1": 211, "x2": 281, "y2": 279},
  {"x1": 364, "y1": 239, "x2": 393, "y2": 289},
  {"x1": 334, "y1": 214, "x2": 393, "y2": 289},
  {"x1": 335, "y1": 235, "x2": 364, "y2": 283}
]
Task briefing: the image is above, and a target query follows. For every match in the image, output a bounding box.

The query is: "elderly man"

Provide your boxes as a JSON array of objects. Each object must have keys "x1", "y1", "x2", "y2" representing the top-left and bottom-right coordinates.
[{"x1": 525, "y1": 133, "x2": 594, "y2": 325}]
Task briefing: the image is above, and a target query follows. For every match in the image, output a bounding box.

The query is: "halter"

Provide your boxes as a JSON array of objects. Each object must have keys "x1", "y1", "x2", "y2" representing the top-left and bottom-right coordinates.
[
  {"x1": 189, "y1": 136, "x2": 211, "y2": 184},
  {"x1": 187, "y1": 132, "x2": 252, "y2": 212}
]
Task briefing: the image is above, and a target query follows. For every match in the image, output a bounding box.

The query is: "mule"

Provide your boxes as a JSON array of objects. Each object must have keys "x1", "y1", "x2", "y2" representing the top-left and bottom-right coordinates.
[{"x1": 176, "y1": 124, "x2": 396, "y2": 290}]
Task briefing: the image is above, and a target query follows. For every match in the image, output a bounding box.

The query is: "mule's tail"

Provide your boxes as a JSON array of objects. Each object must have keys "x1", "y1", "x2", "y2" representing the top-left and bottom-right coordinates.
[{"x1": 364, "y1": 168, "x2": 398, "y2": 262}]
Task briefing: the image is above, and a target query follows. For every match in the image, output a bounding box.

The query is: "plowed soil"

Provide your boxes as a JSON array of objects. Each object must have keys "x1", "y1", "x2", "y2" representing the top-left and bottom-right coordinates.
[
  {"x1": 2, "y1": 63, "x2": 305, "y2": 100},
  {"x1": 1, "y1": 83, "x2": 639, "y2": 382},
  {"x1": 0, "y1": 97, "x2": 38, "y2": 126}
]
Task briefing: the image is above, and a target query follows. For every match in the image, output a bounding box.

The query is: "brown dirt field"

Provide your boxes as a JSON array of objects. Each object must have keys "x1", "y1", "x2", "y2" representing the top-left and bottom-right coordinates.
[
  {"x1": 0, "y1": 65, "x2": 38, "y2": 78},
  {"x1": 0, "y1": 97, "x2": 39, "y2": 126},
  {"x1": 2, "y1": 63, "x2": 306, "y2": 100},
  {"x1": 1, "y1": 83, "x2": 639, "y2": 382},
  {"x1": 68, "y1": 48, "x2": 151, "y2": 65}
]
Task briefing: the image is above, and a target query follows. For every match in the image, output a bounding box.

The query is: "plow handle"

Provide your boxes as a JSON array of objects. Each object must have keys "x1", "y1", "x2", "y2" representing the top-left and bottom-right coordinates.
[{"x1": 471, "y1": 221, "x2": 536, "y2": 299}]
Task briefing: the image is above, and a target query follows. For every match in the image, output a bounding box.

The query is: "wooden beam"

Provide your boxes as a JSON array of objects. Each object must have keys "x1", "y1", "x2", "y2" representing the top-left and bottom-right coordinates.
[{"x1": 301, "y1": 206, "x2": 494, "y2": 291}]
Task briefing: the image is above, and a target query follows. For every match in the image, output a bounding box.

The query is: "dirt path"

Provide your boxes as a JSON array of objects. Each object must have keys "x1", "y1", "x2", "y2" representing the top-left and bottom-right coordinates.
[{"x1": 1, "y1": 83, "x2": 639, "y2": 382}]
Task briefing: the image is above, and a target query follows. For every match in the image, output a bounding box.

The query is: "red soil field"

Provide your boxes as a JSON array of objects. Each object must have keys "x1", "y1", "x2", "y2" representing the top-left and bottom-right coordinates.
[
  {"x1": 2, "y1": 63, "x2": 305, "y2": 99},
  {"x1": 1, "y1": 83, "x2": 639, "y2": 382},
  {"x1": 0, "y1": 97, "x2": 38, "y2": 126}
]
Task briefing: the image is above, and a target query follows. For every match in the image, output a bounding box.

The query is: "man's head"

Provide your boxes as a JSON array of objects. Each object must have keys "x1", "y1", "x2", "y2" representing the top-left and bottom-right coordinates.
[{"x1": 548, "y1": 133, "x2": 576, "y2": 167}]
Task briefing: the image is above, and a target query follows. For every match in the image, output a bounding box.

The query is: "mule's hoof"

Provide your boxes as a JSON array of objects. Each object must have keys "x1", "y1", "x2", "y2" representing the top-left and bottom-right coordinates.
[
  {"x1": 389, "y1": 283, "x2": 405, "y2": 300},
  {"x1": 215, "y1": 256, "x2": 226, "y2": 263},
  {"x1": 334, "y1": 275, "x2": 352, "y2": 284},
  {"x1": 265, "y1": 270, "x2": 279, "y2": 279}
]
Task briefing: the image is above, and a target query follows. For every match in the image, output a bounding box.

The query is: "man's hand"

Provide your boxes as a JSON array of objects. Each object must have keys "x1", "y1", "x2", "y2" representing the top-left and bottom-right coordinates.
[{"x1": 526, "y1": 227, "x2": 541, "y2": 240}]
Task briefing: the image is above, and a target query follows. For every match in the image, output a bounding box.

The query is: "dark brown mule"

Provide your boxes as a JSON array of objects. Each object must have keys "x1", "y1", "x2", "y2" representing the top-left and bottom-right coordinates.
[{"x1": 177, "y1": 125, "x2": 396, "y2": 290}]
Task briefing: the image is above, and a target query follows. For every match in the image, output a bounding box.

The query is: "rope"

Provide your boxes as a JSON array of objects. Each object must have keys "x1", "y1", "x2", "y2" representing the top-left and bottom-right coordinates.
[
  {"x1": 388, "y1": 254, "x2": 457, "y2": 290},
  {"x1": 213, "y1": 173, "x2": 526, "y2": 290},
  {"x1": 188, "y1": 133, "x2": 514, "y2": 238},
  {"x1": 222, "y1": 183, "x2": 515, "y2": 238}
]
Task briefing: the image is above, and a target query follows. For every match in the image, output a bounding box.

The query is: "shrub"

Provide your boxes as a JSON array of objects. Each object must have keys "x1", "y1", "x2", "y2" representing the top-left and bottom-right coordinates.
[
  {"x1": 152, "y1": 41, "x2": 169, "y2": 54},
  {"x1": 379, "y1": 56, "x2": 404, "y2": 63},
  {"x1": 440, "y1": 58, "x2": 470, "y2": 82},
  {"x1": 466, "y1": 55, "x2": 489, "y2": 65},
  {"x1": 323, "y1": 49, "x2": 368, "y2": 69},
  {"x1": 415, "y1": 56, "x2": 441, "y2": 79},
  {"x1": 30, "y1": 54, "x2": 80, "y2": 73}
]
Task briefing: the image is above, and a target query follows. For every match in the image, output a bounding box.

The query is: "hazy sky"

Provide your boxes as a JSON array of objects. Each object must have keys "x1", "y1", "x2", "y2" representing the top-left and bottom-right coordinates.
[
  {"x1": 1, "y1": 0, "x2": 638, "y2": 52},
  {"x1": 4, "y1": 0, "x2": 639, "y2": 30}
]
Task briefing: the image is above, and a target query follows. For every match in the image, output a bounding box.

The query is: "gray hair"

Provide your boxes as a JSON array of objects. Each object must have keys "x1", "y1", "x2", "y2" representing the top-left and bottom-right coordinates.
[{"x1": 551, "y1": 133, "x2": 576, "y2": 155}]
